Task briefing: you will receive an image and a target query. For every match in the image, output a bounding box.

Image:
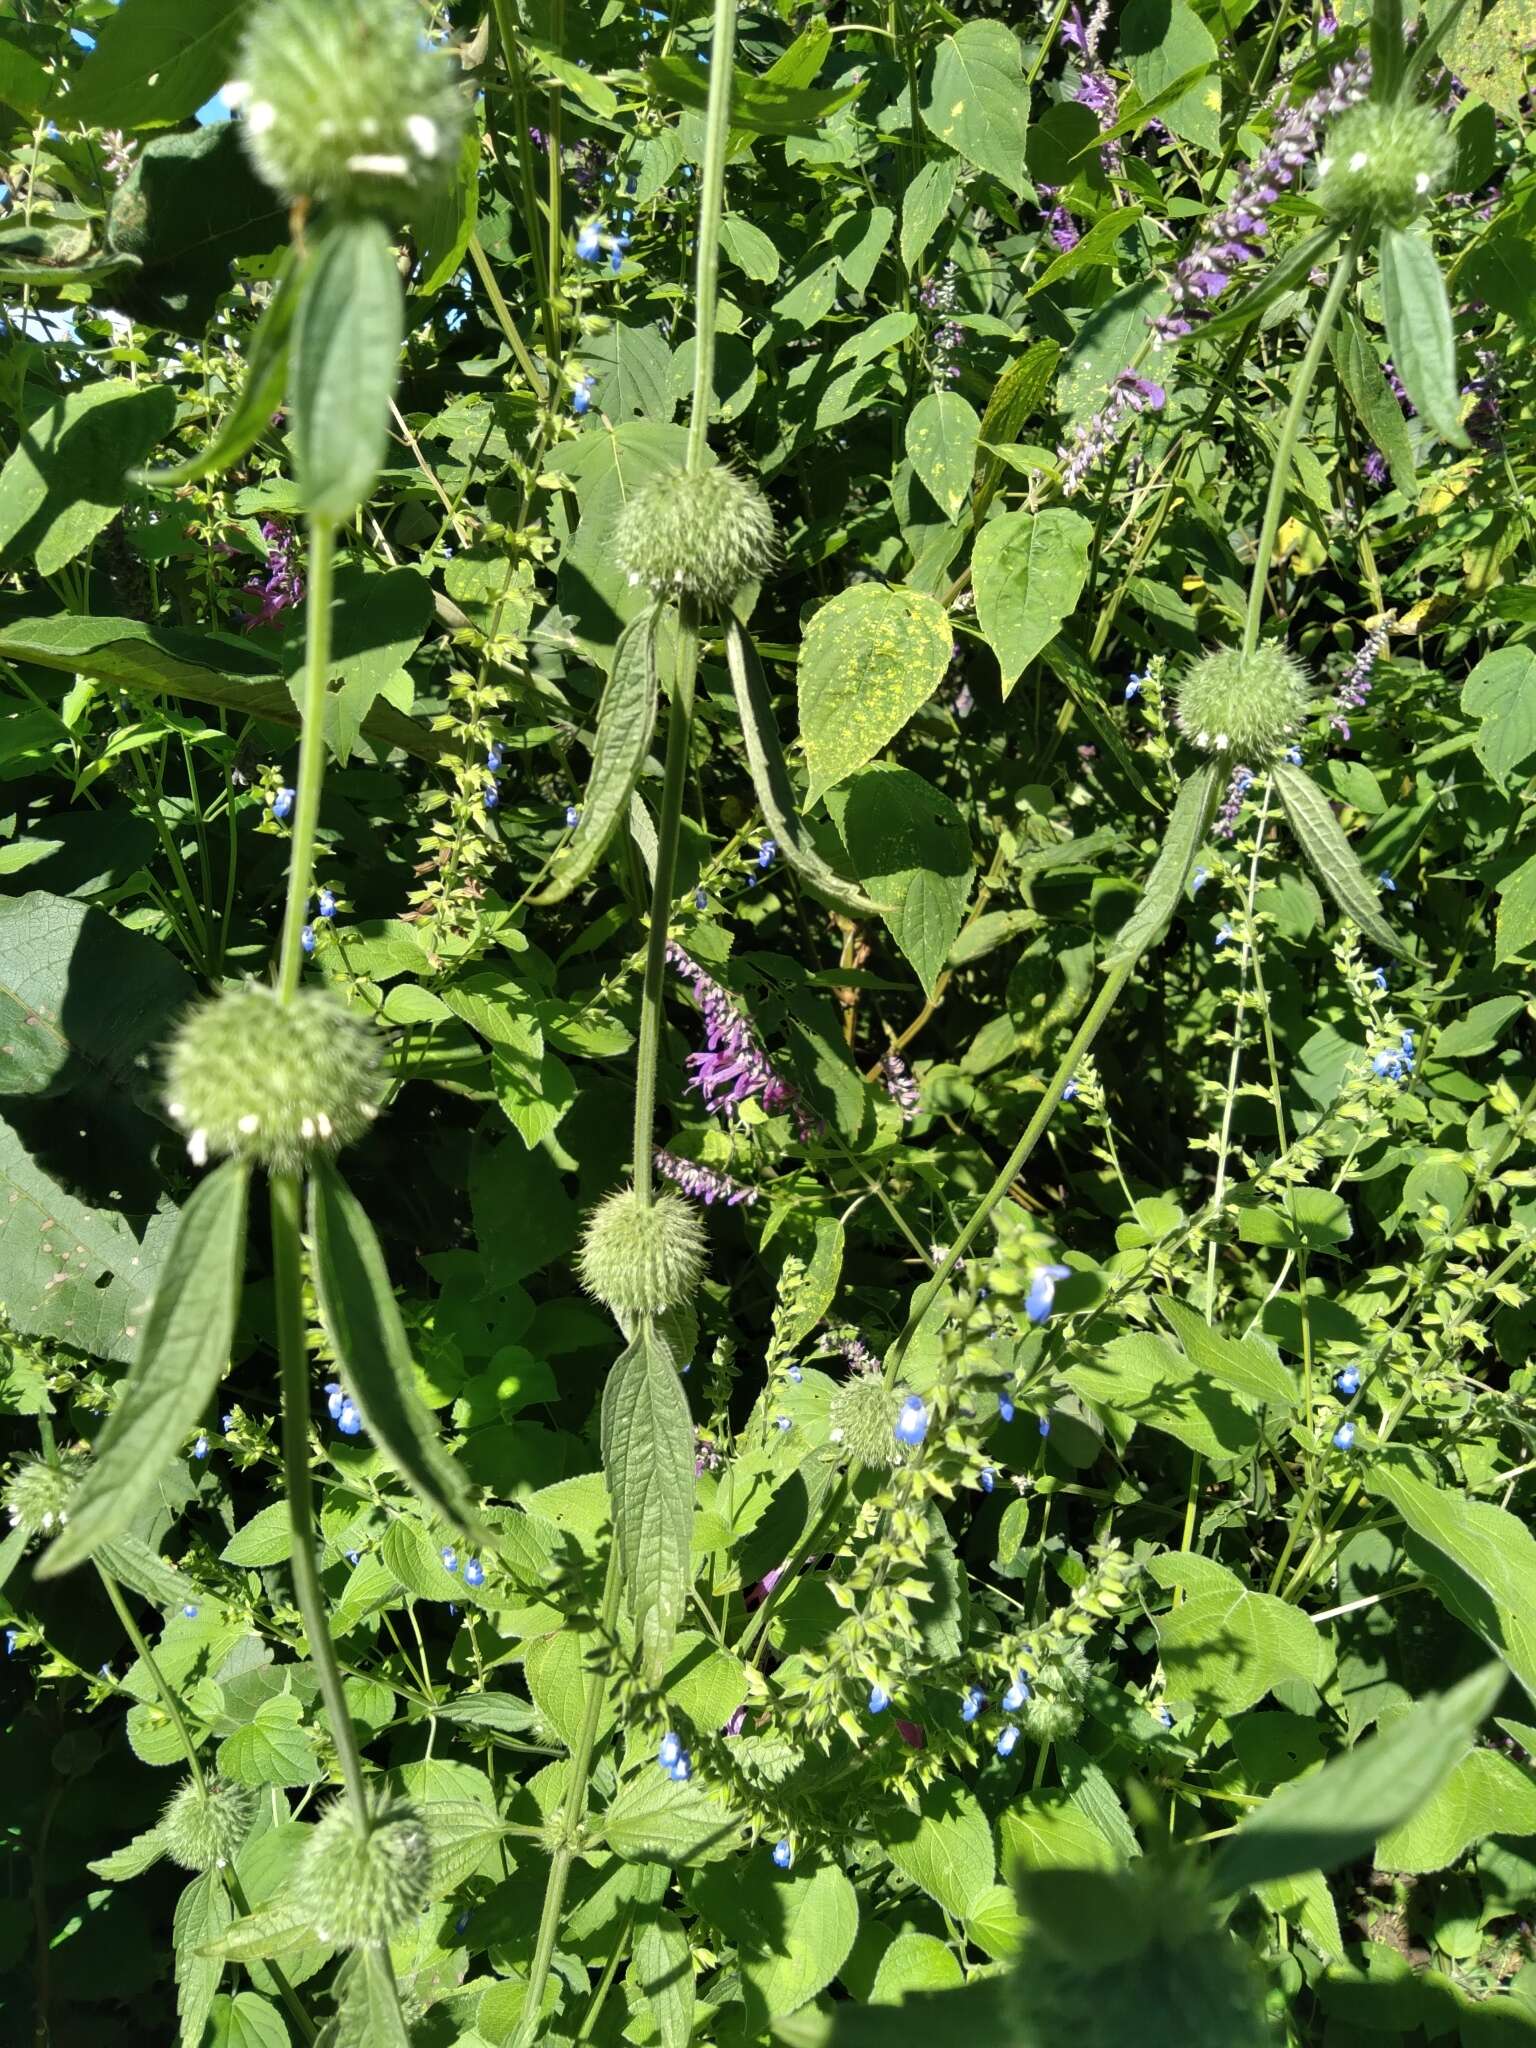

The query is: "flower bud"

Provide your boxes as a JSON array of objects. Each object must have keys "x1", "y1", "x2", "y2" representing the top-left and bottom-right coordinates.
[
  {"x1": 164, "y1": 985, "x2": 385, "y2": 1176},
  {"x1": 293, "y1": 1793, "x2": 432, "y2": 1947},
  {"x1": 230, "y1": 0, "x2": 465, "y2": 217},
  {"x1": 616, "y1": 466, "x2": 777, "y2": 614},
  {"x1": 1174, "y1": 644, "x2": 1311, "y2": 761},
  {"x1": 3, "y1": 1452, "x2": 87, "y2": 1541},
  {"x1": 160, "y1": 1776, "x2": 258, "y2": 1871},
  {"x1": 578, "y1": 1187, "x2": 707, "y2": 1317},
  {"x1": 1315, "y1": 101, "x2": 1455, "y2": 231}
]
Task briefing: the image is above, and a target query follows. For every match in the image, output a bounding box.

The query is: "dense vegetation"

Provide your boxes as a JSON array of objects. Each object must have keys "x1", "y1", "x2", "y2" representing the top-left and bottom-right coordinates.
[{"x1": 2, "y1": 0, "x2": 1535, "y2": 2043}]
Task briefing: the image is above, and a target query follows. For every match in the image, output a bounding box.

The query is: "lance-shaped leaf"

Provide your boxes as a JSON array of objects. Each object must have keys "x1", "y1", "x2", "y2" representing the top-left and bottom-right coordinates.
[
  {"x1": 1274, "y1": 760, "x2": 1410, "y2": 958},
  {"x1": 534, "y1": 604, "x2": 660, "y2": 906},
  {"x1": 1104, "y1": 761, "x2": 1220, "y2": 969},
  {"x1": 309, "y1": 1163, "x2": 485, "y2": 1541},
  {"x1": 133, "y1": 250, "x2": 301, "y2": 488},
  {"x1": 601, "y1": 1317, "x2": 695, "y2": 1683},
  {"x1": 1379, "y1": 226, "x2": 1469, "y2": 450},
  {"x1": 1188, "y1": 224, "x2": 1340, "y2": 343},
  {"x1": 38, "y1": 1159, "x2": 249, "y2": 1578},
  {"x1": 724, "y1": 618, "x2": 890, "y2": 919},
  {"x1": 290, "y1": 214, "x2": 405, "y2": 523}
]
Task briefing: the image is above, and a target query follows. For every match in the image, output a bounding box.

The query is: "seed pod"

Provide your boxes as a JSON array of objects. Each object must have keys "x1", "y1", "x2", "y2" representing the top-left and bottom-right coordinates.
[
  {"x1": 616, "y1": 465, "x2": 778, "y2": 614},
  {"x1": 292, "y1": 1793, "x2": 432, "y2": 1947},
  {"x1": 160, "y1": 1776, "x2": 258, "y2": 1871},
  {"x1": 579, "y1": 1187, "x2": 707, "y2": 1318},
  {"x1": 1174, "y1": 644, "x2": 1311, "y2": 762},
  {"x1": 164, "y1": 986, "x2": 385, "y2": 1176},
  {"x1": 1315, "y1": 102, "x2": 1455, "y2": 231}
]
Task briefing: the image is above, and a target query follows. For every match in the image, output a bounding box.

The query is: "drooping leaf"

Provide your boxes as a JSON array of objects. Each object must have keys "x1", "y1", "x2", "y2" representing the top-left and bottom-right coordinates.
[
  {"x1": 797, "y1": 584, "x2": 952, "y2": 804},
  {"x1": 971, "y1": 507, "x2": 1092, "y2": 695},
  {"x1": 972, "y1": 339, "x2": 1061, "y2": 517},
  {"x1": 1104, "y1": 762, "x2": 1219, "y2": 968},
  {"x1": 900, "y1": 159, "x2": 959, "y2": 274},
  {"x1": 631, "y1": 1911, "x2": 696, "y2": 2048},
  {"x1": 919, "y1": 21, "x2": 1030, "y2": 191},
  {"x1": 824, "y1": 763, "x2": 973, "y2": 997},
  {"x1": 174, "y1": 1869, "x2": 232, "y2": 2048},
  {"x1": 38, "y1": 1159, "x2": 250, "y2": 1578},
  {"x1": 308, "y1": 1163, "x2": 485, "y2": 1542},
  {"x1": 289, "y1": 215, "x2": 405, "y2": 523},
  {"x1": 1379, "y1": 225, "x2": 1470, "y2": 449},
  {"x1": 723, "y1": 619, "x2": 888, "y2": 920},
  {"x1": 534, "y1": 604, "x2": 660, "y2": 906},
  {"x1": 905, "y1": 390, "x2": 980, "y2": 523},
  {"x1": 600, "y1": 1318, "x2": 695, "y2": 1682},
  {"x1": 884, "y1": 1781, "x2": 995, "y2": 1919},
  {"x1": 1152, "y1": 1555, "x2": 1327, "y2": 1715},
  {"x1": 1157, "y1": 1299, "x2": 1300, "y2": 1410},
  {"x1": 1460, "y1": 645, "x2": 1536, "y2": 787},
  {"x1": 1273, "y1": 762, "x2": 1410, "y2": 958},
  {"x1": 0, "y1": 379, "x2": 177, "y2": 577}
]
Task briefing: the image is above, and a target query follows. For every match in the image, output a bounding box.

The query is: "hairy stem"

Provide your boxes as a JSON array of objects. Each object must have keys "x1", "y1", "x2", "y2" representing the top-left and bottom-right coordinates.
[{"x1": 276, "y1": 519, "x2": 336, "y2": 1001}]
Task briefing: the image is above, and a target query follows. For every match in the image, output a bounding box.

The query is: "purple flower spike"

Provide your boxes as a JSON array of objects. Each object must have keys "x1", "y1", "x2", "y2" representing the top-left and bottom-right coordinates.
[
  {"x1": 655, "y1": 1147, "x2": 759, "y2": 1207},
  {"x1": 665, "y1": 942, "x2": 808, "y2": 1131},
  {"x1": 880, "y1": 1051, "x2": 921, "y2": 1122}
]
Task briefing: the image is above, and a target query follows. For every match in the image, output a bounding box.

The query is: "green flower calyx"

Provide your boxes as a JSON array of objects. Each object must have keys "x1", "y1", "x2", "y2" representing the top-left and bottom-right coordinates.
[
  {"x1": 165, "y1": 985, "x2": 385, "y2": 1176},
  {"x1": 616, "y1": 466, "x2": 778, "y2": 614},
  {"x1": 1174, "y1": 644, "x2": 1311, "y2": 761}
]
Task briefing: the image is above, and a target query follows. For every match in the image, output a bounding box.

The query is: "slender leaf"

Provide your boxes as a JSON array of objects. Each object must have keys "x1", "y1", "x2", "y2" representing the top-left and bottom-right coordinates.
[
  {"x1": 1189, "y1": 225, "x2": 1340, "y2": 343},
  {"x1": 600, "y1": 1319, "x2": 694, "y2": 1682},
  {"x1": 533, "y1": 605, "x2": 660, "y2": 906},
  {"x1": 724, "y1": 619, "x2": 888, "y2": 919},
  {"x1": 290, "y1": 216, "x2": 405, "y2": 522},
  {"x1": 309, "y1": 1164, "x2": 485, "y2": 1542},
  {"x1": 1274, "y1": 761, "x2": 1411, "y2": 957},
  {"x1": 38, "y1": 1160, "x2": 249, "y2": 1578},
  {"x1": 1379, "y1": 226, "x2": 1470, "y2": 448},
  {"x1": 1104, "y1": 762, "x2": 1219, "y2": 967}
]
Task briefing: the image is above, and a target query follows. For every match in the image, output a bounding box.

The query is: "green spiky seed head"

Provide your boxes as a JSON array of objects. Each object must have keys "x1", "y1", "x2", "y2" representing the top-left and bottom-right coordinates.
[
  {"x1": 165, "y1": 985, "x2": 385, "y2": 1176},
  {"x1": 292, "y1": 1793, "x2": 432, "y2": 1947},
  {"x1": 160, "y1": 1776, "x2": 258, "y2": 1871},
  {"x1": 579, "y1": 1187, "x2": 707, "y2": 1317},
  {"x1": 1174, "y1": 644, "x2": 1311, "y2": 760},
  {"x1": 1315, "y1": 102, "x2": 1455, "y2": 230},
  {"x1": 229, "y1": 0, "x2": 465, "y2": 216},
  {"x1": 4, "y1": 1452, "x2": 87, "y2": 1542},
  {"x1": 828, "y1": 1377, "x2": 907, "y2": 1471},
  {"x1": 615, "y1": 466, "x2": 777, "y2": 613}
]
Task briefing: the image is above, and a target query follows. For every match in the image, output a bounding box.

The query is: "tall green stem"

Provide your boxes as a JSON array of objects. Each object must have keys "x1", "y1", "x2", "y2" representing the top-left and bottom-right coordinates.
[
  {"x1": 1241, "y1": 240, "x2": 1359, "y2": 656},
  {"x1": 684, "y1": 0, "x2": 738, "y2": 474},
  {"x1": 276, "y1": 520, "x2": 336, "y2": 1000},
  {"x1": 887, "y1": 960, "x2": 1135, "y2": 1373}
]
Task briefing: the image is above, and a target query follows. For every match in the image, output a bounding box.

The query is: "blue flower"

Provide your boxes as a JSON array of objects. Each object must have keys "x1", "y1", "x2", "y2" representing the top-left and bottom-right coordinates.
[
  {"x1": 757, "y1": 840, "x2": 777, "y2": 869},
  {"x1": 337, "y1": 1400, "x2": 362, "y2": 1437},
  {"x1": 192, "y1": 1435, "x2": 208, "y2": 1459},
  {"x1": 961, "y1": 1686, "x2": 986, "y2": 1723},
  {"x1": 346, "y1": 1550, "x2": 361, "y2": 1567},
  {"x1": 979, "y1": 1468, "x2": 995, "y2": 1493},
  {"x1": 456, "y1": 1907, "x2": 472, "y2": 1935},
  {"x1": 272, "y1": 786, "x2": 295, "y2": 822},
  {"x1": 484, "y1": 783, "x2": 500, "y2": 812},
  {"x1": 486, "y1": 744, "x2": 505, "y2": 772},
  {"x1": 182, "y1": 1603, "x2": 199, "y2": 1619},
  {"x1": 576, "y1": 220, "x2": 603, "y2": 261},
  {"x1": 998, "y1": 1393, "x2": 1015, "y2": 1424},
  {"x1": 1024, "y1": 1264, "x2": 1071, "y2": 1324},
  {"x1": 694, "y1": 887, "x2": 708, "y2": 909},
  {"x1": 772, "y1": 1837, "x2": 793, "y2": 1869},
  {"x1": 325, "y1": 1381, "x2": 345, "y2": 1420},
  {"x1": 464, "y1": 1559, "x2": 486, "y2": 1589},
  {"x1": 317, "y1": 888, "x2": 337, "y2": 921},
  {"x1": 5, "y1": 1628, "x2": 18, "y2": 1654},
  {"x1": 1335, "y1": 1366, "x2": 1360, "y2": 1396},
  {"x1": 1332, "y1": 1420, "x2": 1356, "y2": 1451},
  {"x1": 658, "y1": 1732, "x2": 683, "y2": 1769},
  {"x1": 1062, "y1": 1076, "x2": 1079, "y2": 1101},
  {"x1": 1214, "y1": 922, "x2": 1233, "y2": 949},
  {"x1": 441, "y1": 1547, "x2": 459, "y2": 1574},
  {"x1": 1001, "y1": 1675, "x2": 1030, "y2": 1713},
  {"x1": 300, "y1": 924, "x2": 316, "y2": 955},
  {"x1": 1190, "y1": 865, "x2": 1209, "y2": 895},
  {"x1": 1038, "y1": 1415, "x2": 1052, "y2": 1437},
  {"x1": 572, "y1": 375, "x2": 595, "y2": 416},
  {"x1": 786, "y1": 1366, "x2": 802, "y2": 1383},
  {"x1": 1157, "y1": 1705, "x2": 1174, "y2": 1729},
  {"x1": 868, "y1": 1683, "x2": 890, "y2": 1715},
  {"x1": 1372, "y1": 965, "x2": 1389, "y2": 990},
  {"x1": 667, "y1": 1752, "x2": 693, "y2": 1782},
  {"x1": 775, "y1": 1414, "x2": 792, "y2": 1432},
  {"x1": 222, "y1": 1411, "x2": 236, "y2": 1432},
  {"x1": 894, "y1": 1395, "x2": 928, "y2": 1447},
  {"x1": 1285, "y1": 745, "x2": 1303, "y2": 765},
  {"x1": 1379, "y1": 871, "x2": 1396, "y2": 892},
  {"x1": 1125, "y1": 674, "x2": 1144, "y2": 700},
  {"x1": 565, "y1": 805, "x2": 580, "y2": 828},
  {"x1": 996, "y1": 1723, "x2": 1020, "y2": 1758}
]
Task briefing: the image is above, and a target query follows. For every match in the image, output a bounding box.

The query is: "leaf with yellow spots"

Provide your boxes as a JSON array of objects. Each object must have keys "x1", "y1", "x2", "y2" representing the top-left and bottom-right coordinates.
[
  {"x1": 797, "y1": 584, "x2": 952, "y2": 804},
  {"x1": 918, "y1": 20, "x2": 1029, "y2": 193},
  {"x1": 906, "y1": 390, "x2": 980, "y2": 525}
]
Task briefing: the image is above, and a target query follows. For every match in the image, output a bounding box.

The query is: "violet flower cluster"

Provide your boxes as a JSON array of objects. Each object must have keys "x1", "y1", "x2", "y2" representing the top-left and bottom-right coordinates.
[
  {"x1": 1214, "y1": 763, "x2": 1255, "y2": 840},
  {"x1": 1331, "y1": 619, "x2": 1390, "y2": 739},
  {"x1": 665, "y1": 941, "x2": 801, "y2": 1125},
  {"x1": 880, "y1": 1051, "x2": 921, "y2": 1122},
  {"x1": 919, "y1": 262, "x2": 964, "y2": 385},
  {"x1": 239, "y1": 520, "x2": 304, "y2": 631},
  {"x1": 655, "y1": 1147, "x2": 758, "y2": 1207},
  {"x1": 1060, "y1": 1, "x2": 1122, "y2": 176},
  {"x1": 1058, "y1": 369, "x2": 1166, "y2": 495},
  {"x1": 1150, "y1": 55, "x2": 1370, "y2": 347}
]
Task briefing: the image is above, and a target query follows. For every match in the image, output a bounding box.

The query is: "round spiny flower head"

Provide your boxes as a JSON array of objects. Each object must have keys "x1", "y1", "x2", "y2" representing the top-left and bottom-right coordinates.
[
  {"x1": 828, "y1": 1376, "x2": 906, "y2": 1471},
  {"x1": 1315, "y1": 101, "x2": 1455, "y2": 231},
  {"x1": 4, "y1": 1451, "x2": 87, "y2": 1542},
  {"x1": 160, "y1": 1776, "x2": 258, "y2": 1871},
  {"x1": 164, "y1": 985, "x2": 385, "y2": 1176},
  {"x1": 615, "y1": 465, "x2": 778, "y2": 614},
  {"x1": 579, "y1": 1187, "x2": 707, "y2": 1318},
  {"x1": 1174, "y1": 643, "x2": 1311, "y2": 761},
  {"x1": 228, "y1": 0, "x2": 465, "y2": 217},
  {"x1": 292, "y1": 1792, "x2": 432, "y2": 1948}
]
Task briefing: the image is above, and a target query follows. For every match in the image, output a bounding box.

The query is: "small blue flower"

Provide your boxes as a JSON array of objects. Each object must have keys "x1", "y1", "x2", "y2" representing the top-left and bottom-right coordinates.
[
  {"x1": 1332, "y1": 1420, "x2": 1356, "y2": 1451},
  {"x1": 486, "y1": 744, "x2": 505, "y2": 772},
  {"x1": 317, "y1": 888, "x2": 337, "y2": 921},
  {"x1": 346, "y1": 1550, "x2": 361, "y2": 1567},
  {"x1": 447, "y1": 1603, "x2": 458, "y2": 1618},
  {"x1": 996, "y1": 1723, "x2": 1020, "y2": 1758},
  {"x1": 1335, "y1": 1366, "x2": 1361, "y2": 1396},
  {"x1": 1191, "y1": 865, "x2": 1209, "y2": 895},
  {"x1": 272, "y1": 786, "x2": 295, "y2": 822},
  {"x1": 961, "y1": 1686, "x2": 986, "y2": 1723},
  {"x1": 1038, "y1": 1415, "x2": 1052, "y2": 1438},
  {"x1": 441, "y1": 1547, "x2": 459, "y2": 1574},
  {"x1": 658, "y1": 1731, "x2": 683, "y2": 1769},
  {"x1": 1372, "y1": 965, "x2": 1389, "y2": 991},
  {"x1": 565, "y1": 804, "x2": 580, "y2": 829},
  {"x1": 300, "y1": 924, "x2": 316, "y2": 955},
  {"x1": 894, "y1": 1395, "x2": 928, "y2": 1447},
  {"x1": 1062, "y1": 1076, "x2": 1079, "y2": 1101},
  {"x1": 694, "y1": 887, "x2": 708, "y2": 909},
  {"x1": 1002, "y1": 1675, "x2": 1030, "y2": 1713},
  {"x1": 571, "y1": 375, "x2": 595, "y2": 416},
  {"x1": 868, "y1": 1683, "x2": 890, "y2": 1715},
  {"x1": 979, "y1": 1468, "x2": 995, "y2": 1493},
  {"x1": 192, "y1": 1435, "x2": 208, "y2": 1459},
  {"x1": 998, "y1": 1393, "x2": 1015, "y2": 1424},
  {"x1": 5, "y1": 1628, "x2": 18, "y2": 1654},
  {"x1": 1379, "y1": 871, "x2": 1396, "y2": 892},
  {"x1": 609, "y1": 245, "x2": 626, "y2": 275},
  {"x1": 1125, "y1": 674, "x2": 1144, "y2": 701},
  {"x1": 464, "y1": 1559, "x2": 486, "y2": 1589},
  {"x1": 1214, "y1": 922, "x2": 1233, "y2": 950},
  {"x1": 222, "y1": 1411, "x2": 236, "y2": 1432},
  {"x1": 456, "y1": 1908, "x2": 472, "y2": 1935},
  {"x1": 1024, "y1": 1264, "x2": 1071, "y2": 1325},
  {"x1": 337, "y1": 1400, "x2": 362, "y2": 1437},
  {"x1": 484, "y1": 783, "x2": 500, "y2": 812},
  {"x1": 576, "y1": 220, "x2": 603, "y2": 261},
  {"x1": 1285, "y1": 745, "x2": 1303, "y2": 765},
  {"x1": 667, "y1": 1752, "x2": 693, "y2": 1782},
  {"x1": 182, "y1": 1603, "x2": 199, "y2": 1620},
  {"x1": 1158, "y1": 1705, "x2": 1174, "y2": 1729},
  {"x1": 325, "y1": 1381, "x2": 344, "y2": 1420},
  {"x1": 772, "y1": 1837, "x2": 793, "y2": 1869},
  {"x1": 775, "y1": 1414, "x2": 792, "y2": 1432},
  {"x1": 786, "y1": 1366, "x2": 802, "y2": 1383},
  {"x1": 757, "y1": 840, "x2": 777, "y2": 869}
]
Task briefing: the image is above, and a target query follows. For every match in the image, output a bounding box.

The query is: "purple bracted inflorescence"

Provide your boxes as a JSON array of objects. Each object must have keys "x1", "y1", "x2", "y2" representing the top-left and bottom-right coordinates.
[
  {"x1": 1330, "y1": 618, "x2": 1390, "y2": 738},
  {"x1": 1061, "y1": 1, "x2": 1121, "y2": 175},
  {"x1": 665, "y1": 941, "x2": 803, "y2": 1125},
  {"x1": 655, "y1": 1147, "x2": 759, "y2": 1207},
  {"x1": 1214, "y1": 763, "x2": 1255, "y2": 840},
  {"x1": 239, "y1": 520, "x2": 305, "y2": 631},
  {"x1": 880, "y1": 1051, "x2": 921, "y2": 1122},
  {"x1": 1058, "y1": 370, "x2": 1166, "y2": 495},
  {"x1": 1151, "y1": 56, "x2": 1371, "y2": 347}
]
